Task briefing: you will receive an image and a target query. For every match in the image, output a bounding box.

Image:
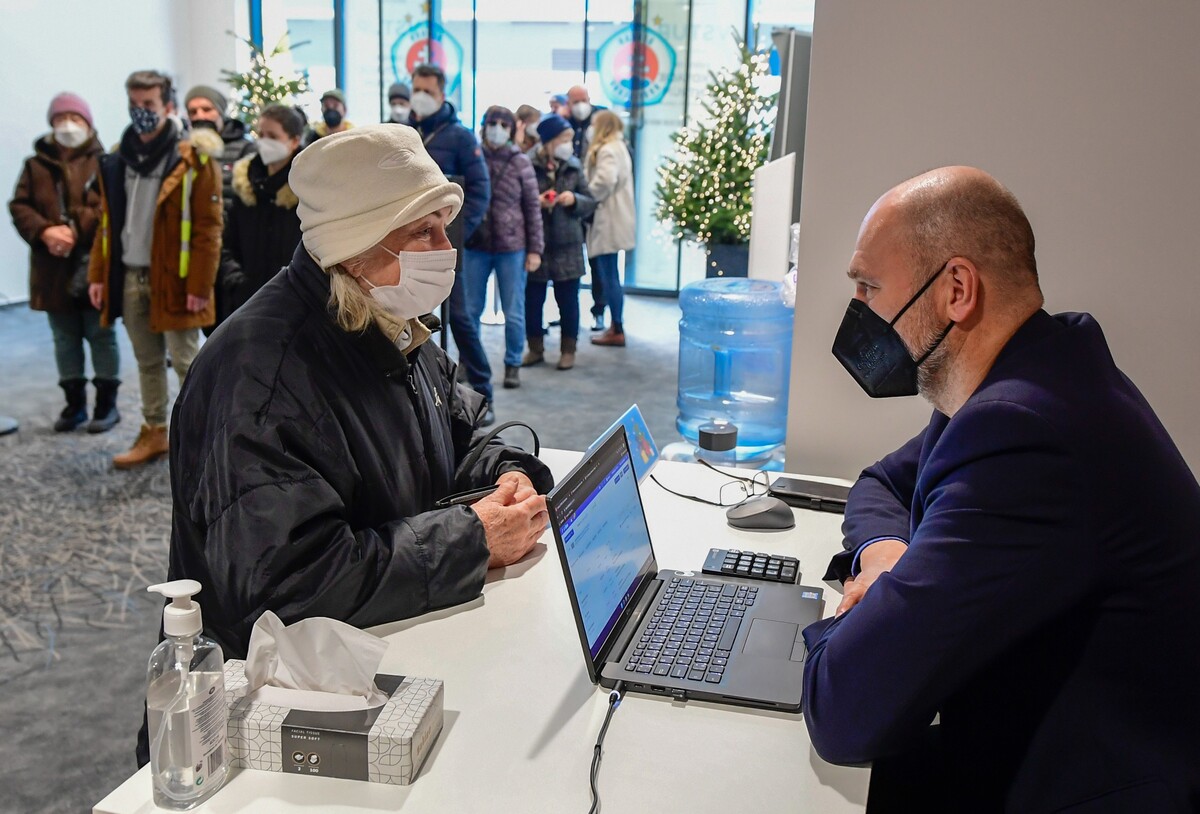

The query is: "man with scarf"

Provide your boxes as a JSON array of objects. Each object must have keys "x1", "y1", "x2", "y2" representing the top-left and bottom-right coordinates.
[
  {"x1": 87, "y1": 70, "x2": 222, "y2": 469},
  {"x1": 800, "y1": 167, "x2": 1200, "y2": 811}
]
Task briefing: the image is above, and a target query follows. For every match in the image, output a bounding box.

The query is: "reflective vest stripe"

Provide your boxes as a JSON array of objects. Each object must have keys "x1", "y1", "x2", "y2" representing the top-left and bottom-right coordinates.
[
  {"x1": 178, "y1": 155, "x2": 208, "y2": 280},
  {"x1": 179, "y1": 167, "x2": 193, "y2": 279}
]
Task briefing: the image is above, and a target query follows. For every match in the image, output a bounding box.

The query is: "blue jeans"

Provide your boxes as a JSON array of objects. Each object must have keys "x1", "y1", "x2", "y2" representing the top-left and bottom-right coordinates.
[
  {"x1": 591, "y1": 253, "x2": 624, "y2": 329},
  {"x1": 463, "y1": 249, "x2": 527, "y2": 368},
  {"x1": 446, "y1": 267, "x2": 493, "y2": 402},
  {"x1": 47, "y1": 307, "x2": 120, "y2": 382},
  {"x1": 525, "y1": 278, "x2": 580, "y2": 344}
]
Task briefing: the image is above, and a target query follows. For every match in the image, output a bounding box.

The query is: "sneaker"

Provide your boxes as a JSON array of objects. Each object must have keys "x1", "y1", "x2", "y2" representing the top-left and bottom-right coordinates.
[
  {"x1": 503, "y1": 366, "x2": 520, "y2": 389},
  {"x1": 590, "y1": 314, "x2": 606, "y2": 332}
]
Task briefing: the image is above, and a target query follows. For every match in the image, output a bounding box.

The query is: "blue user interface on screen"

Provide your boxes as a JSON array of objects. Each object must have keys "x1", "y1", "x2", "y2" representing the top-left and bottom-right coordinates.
[{"x1": 558, "y1": 440, "x2": 655, "y2": 659}]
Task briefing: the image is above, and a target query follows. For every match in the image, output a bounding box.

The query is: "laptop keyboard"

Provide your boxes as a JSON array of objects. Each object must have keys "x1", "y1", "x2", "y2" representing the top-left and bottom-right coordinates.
[{"x1": 623, "y1": 578, "x2": 758, "y2": 684}]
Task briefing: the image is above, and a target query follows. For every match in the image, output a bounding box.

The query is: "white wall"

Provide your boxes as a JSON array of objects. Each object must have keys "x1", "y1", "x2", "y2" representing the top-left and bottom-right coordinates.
[
  {"x1": 0, "y1": 0, "x2": 242, "y2": 304},
  {"x1": 784, "y1": 0, "x2": 1200, "y2": 477}
]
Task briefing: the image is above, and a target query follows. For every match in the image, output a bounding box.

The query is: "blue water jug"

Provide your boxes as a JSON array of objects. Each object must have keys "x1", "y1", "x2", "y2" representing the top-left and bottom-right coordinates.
[{"x1": 676, "y1": 278, "x2": 794, "y2": 458}]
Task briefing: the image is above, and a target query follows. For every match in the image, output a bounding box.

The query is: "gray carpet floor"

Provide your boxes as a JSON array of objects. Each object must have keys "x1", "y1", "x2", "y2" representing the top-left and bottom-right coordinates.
[{"x1": 0, "y1": 293, "x2": 681, "y2": 813}]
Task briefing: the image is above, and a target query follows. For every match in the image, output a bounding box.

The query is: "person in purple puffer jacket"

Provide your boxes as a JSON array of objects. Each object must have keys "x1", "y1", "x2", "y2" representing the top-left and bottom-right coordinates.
[{"x1": 464, "y1": 105, "x2": 544, "y2": 389}]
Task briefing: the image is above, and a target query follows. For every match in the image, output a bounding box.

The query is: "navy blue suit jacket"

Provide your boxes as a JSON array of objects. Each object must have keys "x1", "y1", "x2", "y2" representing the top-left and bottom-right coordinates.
[{"x1": 803, "y1": 311, "x2": 1200, "y2": 813}]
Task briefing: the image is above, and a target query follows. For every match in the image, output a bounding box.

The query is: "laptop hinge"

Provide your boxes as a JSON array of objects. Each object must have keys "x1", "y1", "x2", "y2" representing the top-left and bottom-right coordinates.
[{"x1": 602, "y1": 576, "x2": 661, "y2": 667}]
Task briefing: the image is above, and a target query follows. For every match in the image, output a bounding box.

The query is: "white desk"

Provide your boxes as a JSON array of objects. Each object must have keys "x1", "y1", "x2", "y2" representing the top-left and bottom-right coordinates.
[{"x1": 95, "y1": 451, "x2": 869, "y2": 813}]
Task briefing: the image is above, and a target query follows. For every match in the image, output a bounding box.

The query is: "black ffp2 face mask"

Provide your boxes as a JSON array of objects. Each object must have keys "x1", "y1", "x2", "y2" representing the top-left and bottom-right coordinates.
[{"x1": 831, "y1": 263, "x2": 954, "y2": 398}]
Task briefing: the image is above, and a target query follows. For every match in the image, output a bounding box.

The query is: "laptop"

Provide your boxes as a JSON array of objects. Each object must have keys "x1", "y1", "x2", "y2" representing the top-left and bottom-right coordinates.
[
  {"x1": 548, "y1": 426, "x2": 825, "y2": 712},
  {"x1": 585, "y1": 403, "x2": 660, "y2": 483}
]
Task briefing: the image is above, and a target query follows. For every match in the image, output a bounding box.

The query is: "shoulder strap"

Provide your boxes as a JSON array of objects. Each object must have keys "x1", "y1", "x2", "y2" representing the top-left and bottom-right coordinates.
[
  {"x1": 458, "y1": 420, "x2": 540, "y2": 479},
  {"x1": 422, "y1": 122, "x2": 452, "y2": 148}
]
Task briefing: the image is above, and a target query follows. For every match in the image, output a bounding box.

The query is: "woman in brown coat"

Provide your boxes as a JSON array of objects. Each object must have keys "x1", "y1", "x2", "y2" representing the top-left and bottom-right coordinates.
[{"x1": 8, "y1": 93, "x2": 120, "y2": 432}]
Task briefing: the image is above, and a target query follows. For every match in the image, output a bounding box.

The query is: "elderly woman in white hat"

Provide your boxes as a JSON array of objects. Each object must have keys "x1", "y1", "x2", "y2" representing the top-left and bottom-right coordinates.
[{"x1": 160, "y1": 124, "x2": 554, "y2": 661}]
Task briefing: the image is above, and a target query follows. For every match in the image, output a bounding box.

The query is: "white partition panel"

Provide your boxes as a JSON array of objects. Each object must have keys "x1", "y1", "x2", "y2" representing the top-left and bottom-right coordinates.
[{"x1": 784, "y1": 0, "x2": 1200, "y2": 478}]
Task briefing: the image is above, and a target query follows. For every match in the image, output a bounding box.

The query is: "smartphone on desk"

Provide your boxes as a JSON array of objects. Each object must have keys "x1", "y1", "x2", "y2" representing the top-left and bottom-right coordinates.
[{"x1": 768, "y1": 477, "x2": 851, "y2": 514}]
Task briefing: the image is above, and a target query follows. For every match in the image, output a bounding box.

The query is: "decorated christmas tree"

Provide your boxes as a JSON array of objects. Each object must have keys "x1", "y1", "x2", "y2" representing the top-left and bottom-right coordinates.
[
  {"x1": 221, "y1": 32, "x2": 311, "y2": 124},
  {"x1": 655, "y1": 36, "x2": 777, "y2": 247}
]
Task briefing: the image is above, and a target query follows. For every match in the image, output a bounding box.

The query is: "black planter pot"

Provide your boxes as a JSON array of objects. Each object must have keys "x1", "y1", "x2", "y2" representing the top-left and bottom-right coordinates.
[{"x1": 704, "y1": 242, "x2": 750, "y2": 278}]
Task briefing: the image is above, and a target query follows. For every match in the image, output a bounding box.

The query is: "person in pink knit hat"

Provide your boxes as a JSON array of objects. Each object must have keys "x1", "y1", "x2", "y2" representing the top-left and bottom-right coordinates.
[{"x1": 8, "y1": 92, "x2": 121, "y2": 433}]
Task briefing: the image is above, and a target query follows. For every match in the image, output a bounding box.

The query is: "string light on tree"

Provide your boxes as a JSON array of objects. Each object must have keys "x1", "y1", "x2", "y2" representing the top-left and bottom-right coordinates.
[
  {"x1": 655, "y1": 33, "x2": 777, "y2": 249},
  {"x1": 221, "y1": 31, "x2": 311, "y2": 123}
]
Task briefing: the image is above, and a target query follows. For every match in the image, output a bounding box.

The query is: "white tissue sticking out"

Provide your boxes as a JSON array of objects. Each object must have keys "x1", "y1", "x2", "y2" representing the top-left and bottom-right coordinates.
[{"x1": 243, "y1": 611, "x2": 390, "y2": 711}]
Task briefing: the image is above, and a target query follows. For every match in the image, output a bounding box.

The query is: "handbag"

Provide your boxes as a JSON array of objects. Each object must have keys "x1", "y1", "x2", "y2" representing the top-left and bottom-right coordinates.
[
  {"x1": 57, "y1": 177, "x2": 90, "y2": 300},
  {"x1": 66, "y1": 255, "x2": 90, "y2": 300}
]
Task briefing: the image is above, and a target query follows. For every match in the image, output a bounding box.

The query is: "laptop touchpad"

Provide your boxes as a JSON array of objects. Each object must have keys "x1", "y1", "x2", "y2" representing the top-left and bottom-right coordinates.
[{"x1": 742, "y1": 619, "x2": 799, "y2": 659}]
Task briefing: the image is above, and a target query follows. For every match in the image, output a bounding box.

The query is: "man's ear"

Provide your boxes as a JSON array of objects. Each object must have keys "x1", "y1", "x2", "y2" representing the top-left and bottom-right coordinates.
[{"x1": 944, "y1": 257, "x2": 980, "y2": 324}]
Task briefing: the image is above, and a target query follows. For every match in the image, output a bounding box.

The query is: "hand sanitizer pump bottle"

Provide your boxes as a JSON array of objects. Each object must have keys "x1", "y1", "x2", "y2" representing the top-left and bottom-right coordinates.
[{"x1": 146, "y1": 580, "x2": 228, "y2": 809}]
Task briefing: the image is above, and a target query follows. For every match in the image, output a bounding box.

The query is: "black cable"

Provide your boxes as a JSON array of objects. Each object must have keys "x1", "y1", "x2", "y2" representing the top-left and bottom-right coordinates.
[
  {"x1": 694, "y1": 457, "x2": 769, "y2": 493},
  {"x1": 649, "y1": 459, "x2": 769, "y2": 507},
  {"x1": 587, "y1": 681, "x2": 625, "y2": 814},
  {"x1": 649, "y1": 473, "x2": 726, "y2": 506}
]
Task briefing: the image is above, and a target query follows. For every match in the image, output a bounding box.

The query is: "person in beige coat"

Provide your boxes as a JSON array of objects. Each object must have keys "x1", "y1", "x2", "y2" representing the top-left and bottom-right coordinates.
[{"x1": 584, "y1": 111, "x2": 635, "y2": 347}]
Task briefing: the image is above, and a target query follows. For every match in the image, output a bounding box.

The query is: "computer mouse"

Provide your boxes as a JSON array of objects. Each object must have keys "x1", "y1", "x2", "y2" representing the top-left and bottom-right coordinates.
[{"x1": 725, "y1": 495, "x2": 796, "y2": 531}]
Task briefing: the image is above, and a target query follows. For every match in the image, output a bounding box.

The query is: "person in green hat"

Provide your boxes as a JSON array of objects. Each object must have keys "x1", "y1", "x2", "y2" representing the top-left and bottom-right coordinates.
[{"x1": 303, "y1": 88, "x2": 354, "y2": 146}]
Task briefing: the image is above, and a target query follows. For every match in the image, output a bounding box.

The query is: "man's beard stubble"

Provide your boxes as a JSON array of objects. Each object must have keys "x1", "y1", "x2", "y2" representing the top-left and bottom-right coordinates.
[{"x1": 909, "y1": 299, "x2": 953, "y2": 406}]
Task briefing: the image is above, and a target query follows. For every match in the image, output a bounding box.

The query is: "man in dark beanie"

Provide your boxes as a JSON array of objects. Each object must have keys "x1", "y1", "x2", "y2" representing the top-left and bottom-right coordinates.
[
  {"x1": 386, "y1": 82, "x2": 411, "y2": 124},
  {"x1": 304, "y1": 88, "x2": 354, "y2": 145},
  {"x1": 184, "y1": 85, "x2": 255, "y2": 211}
]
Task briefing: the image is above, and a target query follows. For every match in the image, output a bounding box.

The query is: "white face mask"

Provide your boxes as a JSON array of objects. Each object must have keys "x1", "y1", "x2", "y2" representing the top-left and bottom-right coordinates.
[
  {"x1": 54, "y1": 121, "x2": 88, "y2": 149},
  {"x1": 410, "y1": 91, "x2": 440, "y2": 119},
  {"x1": 390, "y1": 104, "x2": 410, "y2": 123},
  {"x1": 365, "y1": 247, "x2": 457, "y2": 320},
  {"x1": 571, "y1": 101, "x2": 592, "y2": 121},
  {"x1": 484, "y1": 124, "x2": 510, "y2": 147},
  {"x1": 553, "y1": 141, "x2": 575, "y2": 161},
  {"x1": 255, "y1": 137, "x2": 292, "y2": 165}
]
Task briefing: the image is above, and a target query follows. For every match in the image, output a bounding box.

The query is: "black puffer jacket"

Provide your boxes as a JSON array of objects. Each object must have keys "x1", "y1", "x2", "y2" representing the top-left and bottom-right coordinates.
[
  {"x1": 529, "y1": 148, "x2": 596, "y2": 282},
  {"x1": 167, "y1": 243, "x2": 554, "y2": 658},
  {"x1": 216, "y1": 118, "x2": 256, "y2": 211},
  {"x1": 214, "y1": 153, "x2": 302, "y2": 326}
]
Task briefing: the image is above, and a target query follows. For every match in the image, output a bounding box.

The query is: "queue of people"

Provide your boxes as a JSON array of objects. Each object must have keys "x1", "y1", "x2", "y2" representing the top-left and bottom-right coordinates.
[
  {"x1": 10, "y1": 70, "x2": 638, "y2": 451},
  {"x1": 10, "y1": 63, "x2": 1200, "y2": 814}
]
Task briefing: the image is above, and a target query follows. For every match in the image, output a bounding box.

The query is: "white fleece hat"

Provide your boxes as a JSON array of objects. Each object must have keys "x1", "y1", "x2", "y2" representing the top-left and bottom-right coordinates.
[{"x1": 291, "y1": 123, "x2": 463, "y2": 268}]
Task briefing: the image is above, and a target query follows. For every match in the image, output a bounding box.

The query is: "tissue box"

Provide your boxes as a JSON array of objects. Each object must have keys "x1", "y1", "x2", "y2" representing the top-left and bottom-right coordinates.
[{"x1": 223, "y1": 660, "x2": 443, "y2": 785}]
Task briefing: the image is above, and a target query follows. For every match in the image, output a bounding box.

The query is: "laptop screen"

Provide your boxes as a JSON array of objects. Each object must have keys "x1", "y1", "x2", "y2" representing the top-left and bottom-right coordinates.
[{"x1": 551, "y1": 428, "x2": 656, "y2": 660}]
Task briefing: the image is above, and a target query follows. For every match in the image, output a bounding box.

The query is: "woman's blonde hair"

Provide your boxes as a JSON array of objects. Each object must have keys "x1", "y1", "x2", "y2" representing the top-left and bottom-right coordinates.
[
  {"x1": 585, "y1": 110, "x2": 625, "y2": 171},
  {"x1": 325, "y1": 247, "x2": 407, "y2": 339}
]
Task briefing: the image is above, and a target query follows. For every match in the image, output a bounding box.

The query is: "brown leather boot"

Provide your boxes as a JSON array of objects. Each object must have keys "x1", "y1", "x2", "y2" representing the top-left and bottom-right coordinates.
[
  {"x1": 113, "y1": 423, "x2": 168, "y2": 469},
  {"x1": 557, "y1": 337, "x2": 577, "y2": 370},
  {"x1": 591, "y1": 326, "x2": 626, "y2": 347},
  {"x1": 522, "y1": 335, "x2": 545, "y2": 367}
]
